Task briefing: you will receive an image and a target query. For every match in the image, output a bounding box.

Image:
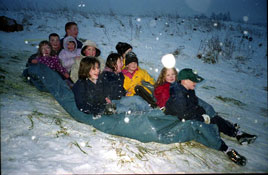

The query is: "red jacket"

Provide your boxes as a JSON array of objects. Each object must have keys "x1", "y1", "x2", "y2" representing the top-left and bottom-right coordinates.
[{"x1": 154, "y1": 82, "x2": 171, "y2": 108}]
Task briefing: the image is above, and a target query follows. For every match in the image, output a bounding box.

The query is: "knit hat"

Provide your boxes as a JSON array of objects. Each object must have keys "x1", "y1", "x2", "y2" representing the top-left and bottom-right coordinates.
[
  {"x1": 81, "y1": 40, "x2": 101, "y2": 57},
  {"x1": 178, "y1": 68, "x2": 204, "y2": 83},
  {"x1": 125, "y1": 51, "x2": 138, "y2": 66},
  {"x1": 116, "y1": 42, "x2": 132, "y2": 56}
]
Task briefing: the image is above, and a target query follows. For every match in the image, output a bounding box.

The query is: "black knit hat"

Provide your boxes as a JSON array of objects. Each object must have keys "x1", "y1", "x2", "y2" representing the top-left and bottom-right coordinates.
[
  {"x1": 125, "y1": 51, "x2": 138, "y2": 66},
  {"x1": 116, "y1": 42, "x2": 132, "y2": 56}
]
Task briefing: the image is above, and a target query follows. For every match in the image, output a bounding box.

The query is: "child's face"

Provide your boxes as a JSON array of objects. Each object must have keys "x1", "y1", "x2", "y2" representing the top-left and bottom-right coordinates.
[
  {"x1": 165, "y1": 68, "x2": 176, "y2": 83},
  {"x1": 182, "y1": 79, "x2": 196, "y2": 90},
  {"x1": 84, "y1": 46, "x2": 96, "y2": 57},
  {"x1": 115, "y1": 58, "x2": 123, "y2": 73},
  {"x1": 67, "y1": 25, "x2": 78, "y2": 38},
  {"x1": 41, "y1": 44, "x2": 51, "y2": 56},
  {"x1": 126, "y1": 62, "x2": 137, "y2": 72},
  {"x1": 89, "y1": 63, "x2": 100, "y2": 82},
  {"x1": 67, "y1": 42, "x2": 75, "y2": 52},
  {"x1": 49, "y1": 36, "x2": 60, "y2": 51}
]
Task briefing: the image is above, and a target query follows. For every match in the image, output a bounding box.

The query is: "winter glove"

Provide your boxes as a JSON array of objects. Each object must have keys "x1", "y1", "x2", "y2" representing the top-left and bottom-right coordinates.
[
  {"x1": 104, "y1": 103, "x2": 117, "y2": 115},
  {"x1": 202, "y1": 114, "x2": 210, "y2": 124}
]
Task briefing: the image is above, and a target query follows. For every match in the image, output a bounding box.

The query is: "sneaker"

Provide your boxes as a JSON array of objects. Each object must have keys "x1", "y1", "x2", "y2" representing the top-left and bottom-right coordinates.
[
  {"x1": 236, "y1": 132, "x2": 257, "y2": 145},
  {"x1": 226, "y1": 149, "x2": 247, "y2": 166}
]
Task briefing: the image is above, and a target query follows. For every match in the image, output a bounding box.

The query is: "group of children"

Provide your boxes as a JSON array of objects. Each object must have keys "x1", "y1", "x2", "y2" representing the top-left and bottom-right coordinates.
[{"x1": 24, "y1": 21, "x2": 257, "y2": 167}]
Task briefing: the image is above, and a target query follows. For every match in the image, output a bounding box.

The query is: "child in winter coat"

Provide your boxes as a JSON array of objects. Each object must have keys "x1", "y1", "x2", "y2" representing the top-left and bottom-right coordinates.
[
  {"x1": 70, "y1": 40, "x2": 105, "y2": 83},
  {"x1": 72, "y1": 57, "x2": 113, "y2": 116},
  {"x1": 154, "y1": 67, "x2": 257, "y2": 166},
  {"x1": 30, "y1": 40, "x2": 69, "y2": 79},
  {"x1": 61, "y1": 22, "x2": 83, "y2": 49},
  {"x1": 59, "y1": 36, "x2": 81, "y2": 73},
  {"x1": 49, "y1": 33, "x2": 62, "y2": 56},
  {"x1": 122, "y1": 51, "x2": 157, "y2": 108},
  {"x1": 26, "y1": 33, "x2": 61, "y2": 67},
  {"x1": 115, "y1": 42, "x2": 132, "y2": 69},
  {"x1": 99, "y1": 53, "x2": 126, "y2": 100}
]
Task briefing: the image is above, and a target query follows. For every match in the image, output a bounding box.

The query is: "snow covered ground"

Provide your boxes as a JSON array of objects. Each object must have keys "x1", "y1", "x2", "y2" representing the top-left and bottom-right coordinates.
[{"x1": 0, "y1": 9, "x2": 267, "y2": 174}]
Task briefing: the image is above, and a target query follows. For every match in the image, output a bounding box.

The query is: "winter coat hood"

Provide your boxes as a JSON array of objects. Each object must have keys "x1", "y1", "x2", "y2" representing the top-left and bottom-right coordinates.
[
  {"x1": 63, "y1": 36, "x2": 77, "y2": 51},
  {"x1": 81, "y1": 40, "x2": 101, "y2": 57}
]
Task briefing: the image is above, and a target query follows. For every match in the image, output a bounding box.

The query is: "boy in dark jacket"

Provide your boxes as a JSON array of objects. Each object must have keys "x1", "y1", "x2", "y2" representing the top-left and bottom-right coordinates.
[
  {"x1": 164, "y1": 68, "x2": 258, "y2": 166},
  {"x1": 61, "y1": 22, "x2": 83, "y2": 49},
  {"x1": 165, "y1": 68, "x2": 257, "y2": 145}
]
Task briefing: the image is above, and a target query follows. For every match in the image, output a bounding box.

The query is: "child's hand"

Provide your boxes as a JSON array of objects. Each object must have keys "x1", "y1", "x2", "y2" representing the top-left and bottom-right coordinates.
[
  {"x1": 126, "y1": 91, "x2": 132, "y2": 96},
  {"x1": 105, "y1": 97, "x2": 111, "y2": 104},
  {"x1": 31, "y1": 59, "x2": 38, "y2": 64},
  {"x1": 64, "y1": 73, "x2": 70, "y2": 79}
]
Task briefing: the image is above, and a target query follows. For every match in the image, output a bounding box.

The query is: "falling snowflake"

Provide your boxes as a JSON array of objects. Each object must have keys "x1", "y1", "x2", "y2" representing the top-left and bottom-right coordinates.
[
  {"x1": 161, "y1": 54, "x2": 176, "y2": 68},
  {"x1": 127, "y1": 110, "x2": 131, "y2": 114},
  {"x1": 25, "y1": 40, "x2": 28, "y2": 44},
  {"x1": 137, "y1": 18, "x2": 141, "y2": 22},
  {"x1": 35, "y1": 45, "x2": 39, "y2": 49},
  {"x1": 124, "y1": 117, "x2": 130, "y2": 123},
  {"x1": 213, "y1": 23, "x2": 218, "y2": 27},
  {"x1": 243, "y1": 30, "x2": 248, "y2": 35},
  {"x1": 156, "y1": 37, "x2": 159, "y2": 40},
  {"x1": 254, "y1": 120, "x2": 258, "y2": 123},
  {"x1": 182, "y1": 119, "x2": 185, "y2": 122},
  {"x1": 243, "y1": 16, "x2": 249, "y2": 22},
  {"x1": 155, "y1": 68, "x2": 158, "y2": 72},
  {"x1": 31, "y1": 136, "x2": 36, "y2": 140}
]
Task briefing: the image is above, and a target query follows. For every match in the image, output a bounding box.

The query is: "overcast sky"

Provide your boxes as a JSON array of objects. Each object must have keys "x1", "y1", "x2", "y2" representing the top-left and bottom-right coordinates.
[{"x1": 0, "y1": 0, "x2": 267, "y2": 23}]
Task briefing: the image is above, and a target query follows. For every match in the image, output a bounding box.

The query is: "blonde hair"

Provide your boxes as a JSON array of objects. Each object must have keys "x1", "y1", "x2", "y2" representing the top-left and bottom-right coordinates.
[{"x1": 154, "y1": 67, "x2": 178, "y2": 88}]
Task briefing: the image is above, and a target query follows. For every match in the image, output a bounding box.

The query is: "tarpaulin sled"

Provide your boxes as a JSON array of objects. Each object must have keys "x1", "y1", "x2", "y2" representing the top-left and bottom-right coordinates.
[{"x1": 23, "y1": 63, "x2": 223, "y2": 150}]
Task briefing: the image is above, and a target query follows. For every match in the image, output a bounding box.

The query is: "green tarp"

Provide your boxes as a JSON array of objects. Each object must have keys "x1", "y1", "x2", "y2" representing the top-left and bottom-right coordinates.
[{"x1": 25, "y1": 63, "x2": 223, "y2": 150}]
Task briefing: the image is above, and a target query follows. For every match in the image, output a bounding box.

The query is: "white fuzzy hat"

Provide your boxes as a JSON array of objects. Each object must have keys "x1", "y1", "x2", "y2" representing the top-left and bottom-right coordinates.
[{"x1": 81, "y1": 40, "x2": 101, "y2": 57}]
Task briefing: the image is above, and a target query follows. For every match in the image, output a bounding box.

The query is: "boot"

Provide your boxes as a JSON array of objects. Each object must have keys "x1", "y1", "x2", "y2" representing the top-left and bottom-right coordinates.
[
  {"x1": 236, "y1": 132, "x2": 257, "y2": 145},
  {"x1": 134, "y1": 85, "x2": 158, "y2": 108},
  {"x1": 226, "y1": 149, "x2": 247, "y2": 166}
]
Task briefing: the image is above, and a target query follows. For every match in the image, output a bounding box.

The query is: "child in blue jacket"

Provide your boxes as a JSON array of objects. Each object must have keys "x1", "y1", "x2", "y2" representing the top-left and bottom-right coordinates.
[{"x1": 99, "y1": 53, "x2": 126, "y2": 100}]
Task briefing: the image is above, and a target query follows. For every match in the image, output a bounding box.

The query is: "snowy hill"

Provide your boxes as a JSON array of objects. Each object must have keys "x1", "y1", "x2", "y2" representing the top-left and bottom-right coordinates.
[{"x1": 0, "y1": 8, "x2": 267, "y2": 174}]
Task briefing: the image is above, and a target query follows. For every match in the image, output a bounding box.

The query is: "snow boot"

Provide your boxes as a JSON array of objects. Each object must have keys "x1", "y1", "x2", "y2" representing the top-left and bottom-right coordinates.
[
  {"x1": 226, "y1": 149, "x2": 247, "y2": 166},
  {"x1": 236, "y1": 132, "x2": 257, "y2": 145},
  {"x1": 134, "y1": 85, "x2": 158, "y2": 108}
]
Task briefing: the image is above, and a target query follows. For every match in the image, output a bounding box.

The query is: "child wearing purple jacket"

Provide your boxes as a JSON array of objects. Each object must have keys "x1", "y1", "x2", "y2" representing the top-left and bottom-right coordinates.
[
  {"x1": 31, "y1": 40, "x2": 70, "y2": 79},
  {"x1": 59, "y1": 36, "x2": 81, "y2": 73}
]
